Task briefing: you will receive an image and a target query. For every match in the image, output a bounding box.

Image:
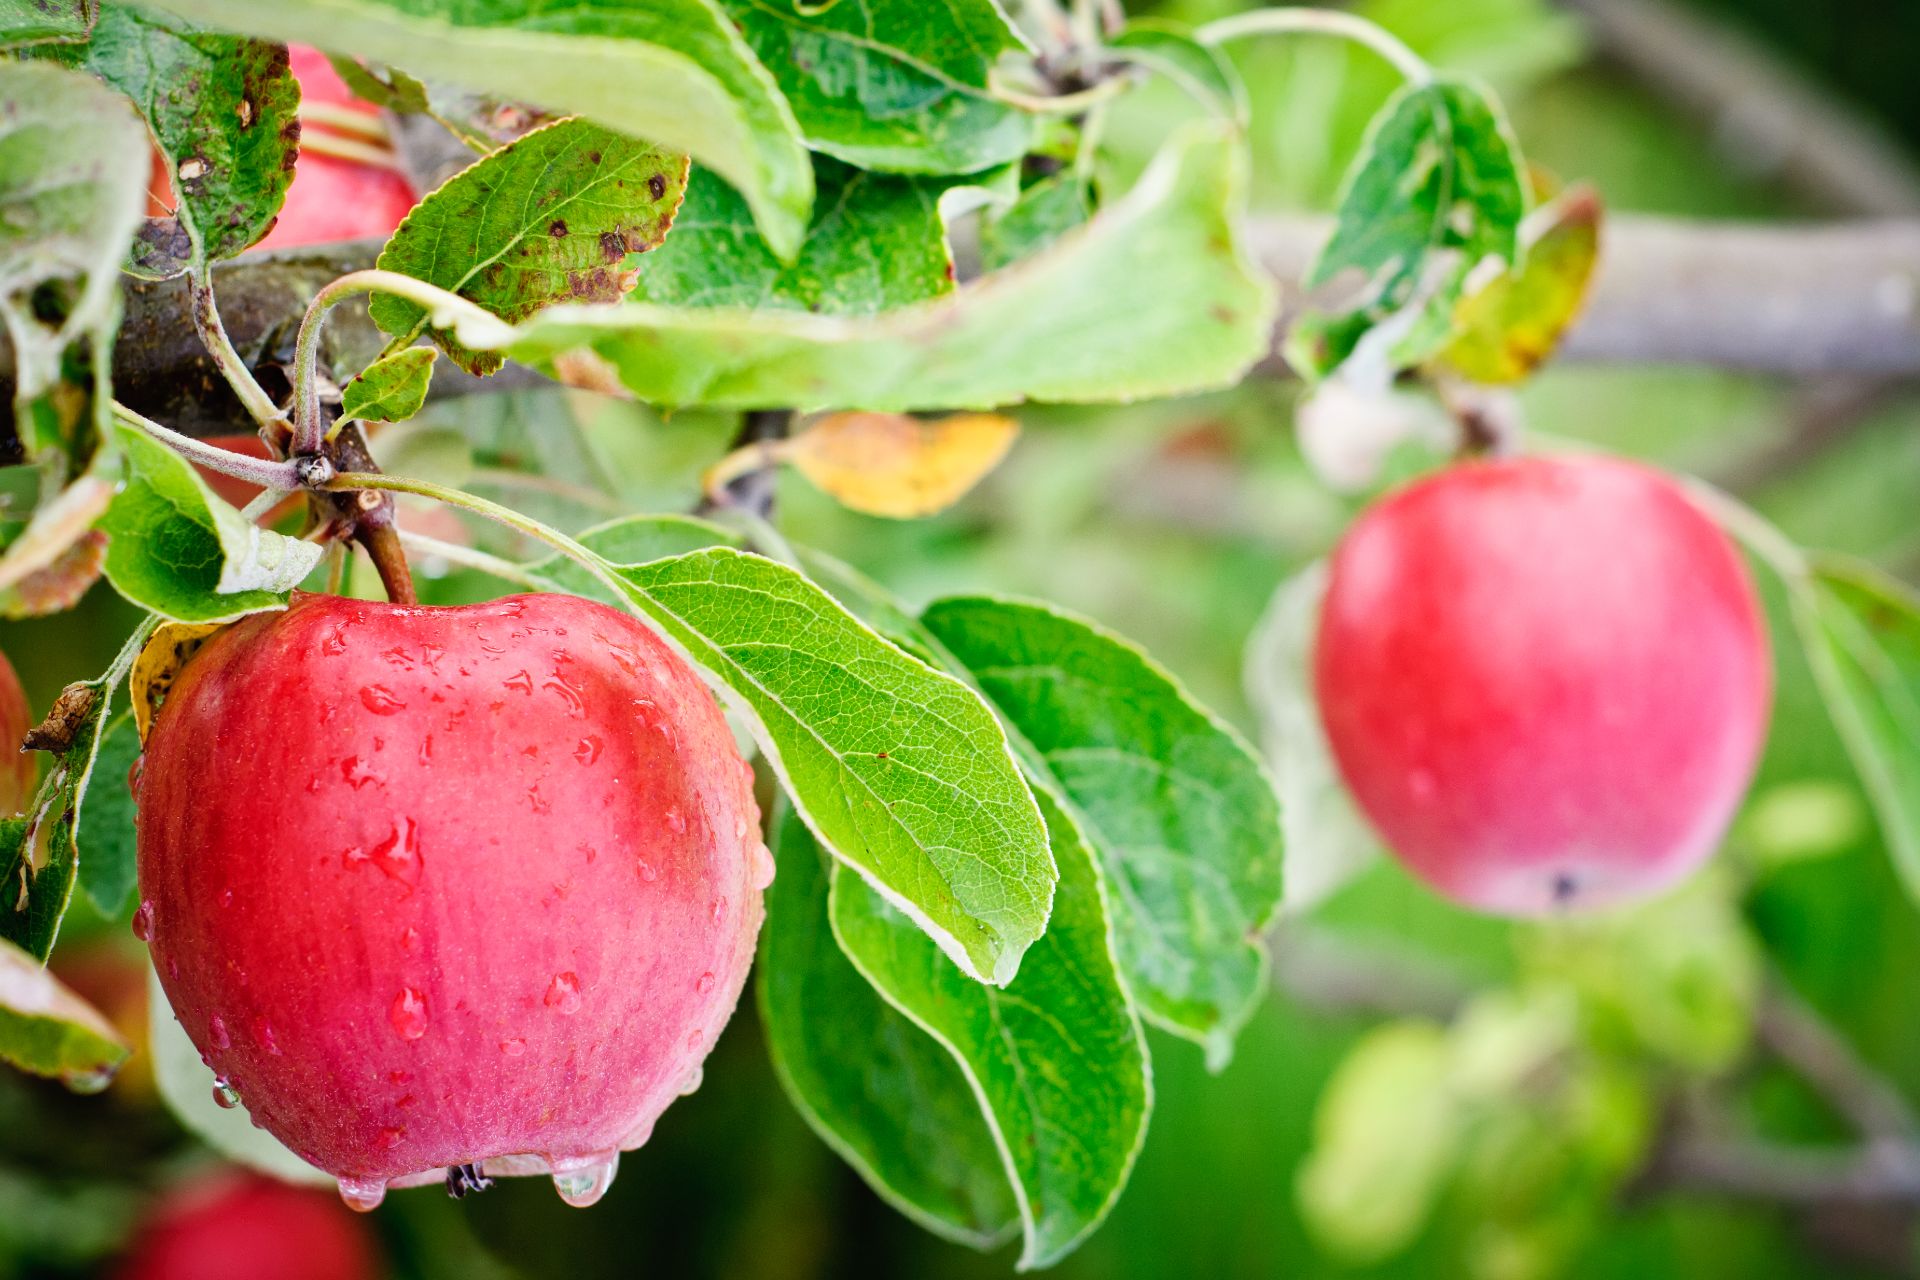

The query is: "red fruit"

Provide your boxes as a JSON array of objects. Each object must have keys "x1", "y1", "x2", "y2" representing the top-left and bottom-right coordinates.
[
  {"x1": 113, "y1": 1171, "x2": 380, "y2": 1280},
  {"x1": 253, "y1": 47, "x2": 416, "y2": 250},
  {"x1": 1314, "y1": 456, "x2": 1770, "y2": 915},
  {"x1": 0, "y1": 649, "x2": 36, "y2": 814},
  {"x1": 136, "y1": 593, "x2": 769, "y2": 1208}
]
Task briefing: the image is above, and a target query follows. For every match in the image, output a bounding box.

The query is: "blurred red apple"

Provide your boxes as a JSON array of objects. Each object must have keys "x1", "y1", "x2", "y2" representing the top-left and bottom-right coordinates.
[
  {"x1": 135, "y1": 592, "x2": 769, "y2": 1209},
  {"x1": 0, "y1": 648, "x2": 36, "y2": 813},
  {"x1": 113, "y1": 1171, "x2": 381, "y2": 1280},
  {"x1": 1314, "y1": 455, "x2": 1770, "y2": 915}
]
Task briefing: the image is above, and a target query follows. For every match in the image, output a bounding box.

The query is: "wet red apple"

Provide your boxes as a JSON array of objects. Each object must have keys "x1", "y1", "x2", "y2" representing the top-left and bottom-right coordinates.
[
  {"x1": 135, "y1": 592, "x2": 770, "y2": 1209},
  {"x1": 1314, "y1": 455, "x2": 1770, "y2": 915},
  {"x1": 114, "y1": 1171, "x2": 381, "y2": 1280},
  {"x1": 253, "y1": 46, "x2": 416, "y2": 250},
  {"x1": 0, "y1": 649, "x2": 37, "y2": 813}
]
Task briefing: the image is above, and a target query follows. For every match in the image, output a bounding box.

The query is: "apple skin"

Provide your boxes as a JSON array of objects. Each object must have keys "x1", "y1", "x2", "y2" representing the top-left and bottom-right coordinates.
[
  {"x1": 252, "y1": 47, "x2": 416, "y2": 250},
  {"x1": 0, "y1": 648, "x2": 36, "y2": 814},
  {"x1": 136, "y1": 592, "x2": 767, "y2": 1198},
  {"x1": 1313, "y1": 455, "x2": 1770, "y2": 915},
  {"x1": 113, "y1": 1171, "x2": 381, "y2": 1280}
]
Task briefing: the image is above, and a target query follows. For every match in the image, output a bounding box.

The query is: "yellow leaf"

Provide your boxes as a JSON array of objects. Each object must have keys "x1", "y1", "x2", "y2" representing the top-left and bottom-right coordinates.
[
  {"x1": 131, "y1": 621, "x2": 223, "y2": 744},
  {"x1": 1434, "y1": 185, "x2": 1602, "y2": 385},
  {"x1": 787, "y1": 412, "x2": 1018, "y2": 519}
]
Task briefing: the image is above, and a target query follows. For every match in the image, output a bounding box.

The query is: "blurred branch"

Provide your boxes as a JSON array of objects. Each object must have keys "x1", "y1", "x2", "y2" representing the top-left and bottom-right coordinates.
[
  {"x1": 1758, "y1": 982, "x2": 1920, "y2": 1143},
  {"x1": 1269, "y1": 926, "x2": 1473, "y2": 1020},
  {"x1": 1559, "y1": 0, "x2": 1920, "y2": 217}
]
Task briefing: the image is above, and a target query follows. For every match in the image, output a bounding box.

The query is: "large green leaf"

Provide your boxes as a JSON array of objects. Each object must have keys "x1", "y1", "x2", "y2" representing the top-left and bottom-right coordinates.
[
  {"x1": 1286, "y1": 75, "x2": 1527, "y2": 381},
  {"x1": 723, "y1": 0, "x2": 1032, "y2": 174},
  {"x1": 0, "y1": 0, "x2": 93, "y2": 46},
  {"x1": 759, "y1": 806, "x2": 1018, "y2": 1248},
  {"x1": 629, "y1": 159, "x2": 958, "y2": 313},
  {"x1": 832, "y1": 786, "x2": 1150, "y2": 1268},
  {"x1": 62, "y1": 5, "x2": 298, "y2": 277},
  {"x1": 610, "y1": 548, "x2": 1053, "y2": 987},
  {"x1": 923, "y1": 595, "x2": 1283, "y2": 1065},
  {"x1": 339, "y1": 346, "x2": 437, "y2": 426},
  {"x1": 75, "y1": 708, "x2": 139, "y2": 918},
  {"x1": 370, "y1": 117, "x2": 689, "y2": 375},
  {"x1": 1793, "y1": 556, "x2": 1920, "y2": 902},
  {"x1": 0, "y1": 936, "x2": 128, "y2": 1092},
  {"x1": 138, "y1": 0, "x2": 814, "y2": 258},
  {"x1": 503, "y1": 122, "x2": 1274, "y2": 410},
  {"x1": 100, "y1": 422, "x2": 323, "y2": 623}
]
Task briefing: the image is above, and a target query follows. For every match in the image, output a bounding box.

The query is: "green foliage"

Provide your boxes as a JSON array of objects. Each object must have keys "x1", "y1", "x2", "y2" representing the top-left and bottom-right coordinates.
[
  {"x1": 1287, "y1": 76, "x2": 1528, "y2": 381},
  {"x1": 760, "y1": 806, "x2": 1019, "y2": 1248},
  {"x1": 0, "y1": 936, "x2": 127, "y2": 1092},
  {"x1": 74, "y1": 708, "x2": 137, "y2": 917},
  {"x1": 370, "y1": 118, "x2": 690, "y2": 375},
  {"x1": 504, "y1": 123, "x2": 1275, "y2": 410},
  {"x1": 340, "y1": 346, "x2": 437, "y2": 426},
  {"x1": 100, "y1": 422, "x2": 321, "y2": 623},
  {"x1": 831, "y1": 787, "x2": 1150, "y2": 1267},
  {"x1": 1108, "y1": 22, "x2": 1248, "y2": 124},
  {"x1": 976, "y1": 172, "x2": 1090, "y2": 273},
  {"x1": 1433, "y1": 185, "x2": 1602, "y2": 384},
  {"x1": 0, "y1": 0, "x2": 92, "y2": 46},
  {"x1": 922, "y1": 595, "x2": 1283, "y2": 1065},
  {"x1": 142, "y1": 0, "x2": 814, "y2": 257},
  {"x1": 722, "y1": 0, "x2": 1033, "y2": 174},
  {"x1": 60, "y1": 5, "x2": 298, "y2": 277}
]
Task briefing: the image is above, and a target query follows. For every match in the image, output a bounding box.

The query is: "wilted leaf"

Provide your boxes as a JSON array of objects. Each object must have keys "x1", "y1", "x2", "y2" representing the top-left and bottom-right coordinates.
[
  {"x1": 0, "y1": 935, "x2": 128, "y2": 1091},
  {"x1": 0, "y1": 528, "x2": 105, "y2": 617},
  {"x1": 785, "y1": 412, "x2": 1016, "y2": 518},
  {"x1": 128, "y1": 620, "x2": 221, "y2": 743},
  {"x1": 370, "y1": 117, "x2": 690, "y2": 375},
  {"x1": 1432, "y1": 185, "x2": 1601, "y2": 384},
  {"x1": 340, "y1": 347, "x2": 437, "y2": 426}
]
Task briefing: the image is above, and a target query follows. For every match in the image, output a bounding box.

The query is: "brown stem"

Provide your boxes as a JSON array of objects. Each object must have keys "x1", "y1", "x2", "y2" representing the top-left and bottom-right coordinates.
[
  {"x1": 354, "y1": 516, "x2": 417, "y2": 606},
  {"x1": 312, "y1": 420, "x2": 415, "y2": 604}
]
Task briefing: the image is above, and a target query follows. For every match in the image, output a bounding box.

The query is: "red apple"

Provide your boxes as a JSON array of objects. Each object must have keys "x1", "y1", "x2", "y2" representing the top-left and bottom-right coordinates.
[
  {"x1": 135, "y1": 592, "x2": 769, "y2": 1209},
  {"x1": 252, "y1": 46, "x2": 417, "y2": 250},
  {"x1": 113, "y1": 1171, "x2": 381, "y2": 1280},
  {"x1": 0, "y1": 648, "x2": 36, "y2": 813},
  {"x1": 1313, "y1": 455, "x2": 1770, "y2": 915}
]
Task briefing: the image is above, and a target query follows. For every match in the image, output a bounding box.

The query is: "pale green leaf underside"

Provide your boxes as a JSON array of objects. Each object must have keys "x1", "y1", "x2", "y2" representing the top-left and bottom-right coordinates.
[
  {"x1": 924, "y1": 594, "x2": 1283, "y2": 1063},
  {"x1": 759, "y1": 806, "x2": 1018, "y2": 1248},
  {"x1": 137, "y1": 0, "x2": 815, "y2": 258},
  {"x1": 611, "y1": 548, "x2": 1053, "y2": 986},
  {"x1": 0, "y1": 936, "x2": 128, "y2": 1089},
  {"x1": 500, "y1": 122, "x2": 1275, "y2": 411},
  {"x1": 832, "y1": 786, "x2": 1150, "y2": 1268}
]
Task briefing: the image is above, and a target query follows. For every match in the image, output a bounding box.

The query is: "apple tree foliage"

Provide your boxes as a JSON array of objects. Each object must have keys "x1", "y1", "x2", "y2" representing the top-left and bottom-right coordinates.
[{"x1": 0, "y1": 0, "x2": 1909, "y2": 1270}]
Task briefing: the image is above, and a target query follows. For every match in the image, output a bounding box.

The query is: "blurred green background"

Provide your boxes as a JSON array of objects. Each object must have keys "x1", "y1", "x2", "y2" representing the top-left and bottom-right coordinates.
[{"x1": 6, "y1": 0, "x2": 1920, "y2": 1276}]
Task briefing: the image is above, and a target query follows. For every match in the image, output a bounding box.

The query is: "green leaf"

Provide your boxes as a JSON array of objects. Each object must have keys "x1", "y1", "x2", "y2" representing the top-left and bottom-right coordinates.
[
  {"x1": 340, "y1": 346, "x2": 436, "y2": 425},
  {"x1": 722, "y1": 0, "x2": 1033, "y2": 174},
  {"x1": 0, "y1": 60, "x2": 147, "y2": 403},
  {"x1": 75, "y1": 708, "x2": 138, "y2": 918},
  {"x1": 611, "y1": 548, "x2": 1053, "y2": 987},
  {"x1": 0, "y1": 646, "x2": 131, "y2": 959},
  {"x1": 1244, "y1": 562, "x2": 1380, "y2": 914},
  {"x1": 1286, "y1": 75, "x2": 1527, "y2": 381},
  {"x1": 100, "y1": 421, "x2": 323, "y2": 623},
  {"x1": 976, "y1": 172, "x2": 1089, "y2": 273},
  {"x1": 0, "y1": 0, "x2": 93, "y2": 46},
  {"x1": 1109, "y1": 20, "x2": 1247, "y2": 123},
  {"x1": 0, "y1": 935, "x2": 128, "y2": 1092},
  {"x1": 141, "y1": 0, "x2": 814, "y2": 258},
  {"x1": 759, "y1": 805, "x2": 1018, "y2": 1248},
  {"x1": 629, "y1": 159, "x2": 957, "y2": 313},
  {"x1": 1297, "y1": 1021, "x2": 1460, "y2": 1263},
  {"x1": 531, "y1": 513, "x2": 744, "y2": 603},
  {"x1": 1432, "y1": 185, "x2": 1601, "y2": 385},
  {"x1": 369, "y1": 117, "x2": 689, "y2": 376},
  {"x1": 1791, "y1": 556, "x2": 1920, "y2": 903},
  {"x1": 923, "y1": 595, "x2": 1282, "y2": 1064},
  {"x1": 831, "y1": 785, "x2": 1150, "y2": 1268},
  {"x1": 507, "y1": 122, "x2": 1275, "y2": 411},
  {"x1": 64, "y1": 5, "x2": 298, "y2": 277},
  {"x1": 147, "y1": 966, "x2": 331, "y2": 1184},
  {"x1": 324, "y1": 52, "x2": 426, "y2": 113}
]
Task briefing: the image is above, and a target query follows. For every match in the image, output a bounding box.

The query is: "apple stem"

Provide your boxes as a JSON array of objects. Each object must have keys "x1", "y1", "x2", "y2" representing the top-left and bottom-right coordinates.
[
  {"x1": 355, "y1": 516, "x2": 418, "y2": 606},
  {"x1": 1195, "y1": 7, "x2": 1432, "y2": 83},
  {"x1": 187, "y1": 273, "x2": 290, "y2": 433}
]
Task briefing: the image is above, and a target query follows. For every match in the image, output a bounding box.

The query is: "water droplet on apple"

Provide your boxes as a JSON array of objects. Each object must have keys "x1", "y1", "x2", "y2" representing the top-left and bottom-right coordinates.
[
  {"x1": 321, "y1": 625, "x2": 351, "y2": 656},
  {"x1": 389, "y1": 986, "x2": 428, "y2": 1040},
  {"x1": 544, "y1": 972, "x2": 582, "y2": 1014},
  {"x1": 500, "y1": 1037, "x2": 526, "y2": 1058},
  {"x1": 399, "y1": 926, "x2": 419, "y2": 952},
  {"x1": 621, "y1": 1117, "x2": 655, "y2": 1150},
  {"x1": 208, "y1": 1014, "x2": 231, "y2": 1050},
  {"x1": 733, "y1": 815, "x2": 749, "y2": 839},
  {"x1": 665, "y1": 807, "x2": 687, "y2": 835},
  {"x1": 418, "y1": 735, "x2": 433, "y2": 765},
  {"x1": 551, "y1": 1153, "x2": 618, "y2": 1207},
  {"x1": 710, "y1": 897, "x2": 726, "y2": 925},
  {"x1": 636, "y1": 860, "x2": 657, "y2": 883},
  {"x1": 574, "y1": 736, "x2": 602, "y2": 765},
  {"x1": 337, "y1": 1176, "x2": 386, "y2": 1212},
  {"x1": 686, "y1": 1028, "x2": 704, "y2": 1052},
  {"x1": 359, "y1": 685, "x2": 406, "y2": 715},
  {"x1": 130, "y1": 900, "x2": 154, "y2": 941},
  {"x1": 544, "y1": 672, "x2": 586, "y2": 715},
  {"x1": 503, "y1": 670, "x2": 535, "y2": 695},
  {"x1": 253, "y1": 1017, "x2": 280, "y2": 1055},
  {"x1": 340, "y1": 755, "x2": 384, "y2": 789},
  {"x1": 211, "y1": 1077, "x2": 239, "y2": 1109},
  {"x1": 695, "y1": 971, "x2": 715, "y2": 995},
  {"x1": 377, "y1": 1125, "x2": 405, "y2": 1151},
  {"x1": 366, "y1": 818, "x2": 422, "y2": 888},
  {"x1": 751, "y1": 844, "x2": 775, "y2": 890},
  {"x1": 218, "y1": 888, "x2": 233, "y2": 908},
  {"x1": 677, "y1": 1066, "x2": 704, "y2": 1096},
  {"x1": 381, "y1": 646, "x2": 415, "y2": 670}
]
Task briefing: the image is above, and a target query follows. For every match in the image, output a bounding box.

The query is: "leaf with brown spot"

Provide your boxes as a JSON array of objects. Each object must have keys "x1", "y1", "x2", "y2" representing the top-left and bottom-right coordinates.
[
  {"x1": 130, "y1": 620, "x2": 222, "y2": 744},
  {"x1": 785, "y1": 412, "x2": 1017, "y2": 519},
  {"x1": 369, "y1": 117, "x2": 689, "y2": 376},
  {"x1": 1431, "y1": 185, "x2": 1602, "y2": 385}
]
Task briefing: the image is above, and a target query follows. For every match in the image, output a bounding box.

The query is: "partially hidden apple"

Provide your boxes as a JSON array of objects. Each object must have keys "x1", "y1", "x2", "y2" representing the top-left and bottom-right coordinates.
[
  {"x1": 253, "y1": 46, "x2": 417, "y2": 250},
  {"x1": 1314, "y1": 455, "x2": 1770, "y2": 915},
  {"x1": 0, "y1": 648, "x2": 36, "y2": 813},
  {"x1": 134, "y1": 592, "x2": 771, "y2": 1209},
  {"x1": 113, "y1": 1170, "x2": 382, "y2": 1280}
]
